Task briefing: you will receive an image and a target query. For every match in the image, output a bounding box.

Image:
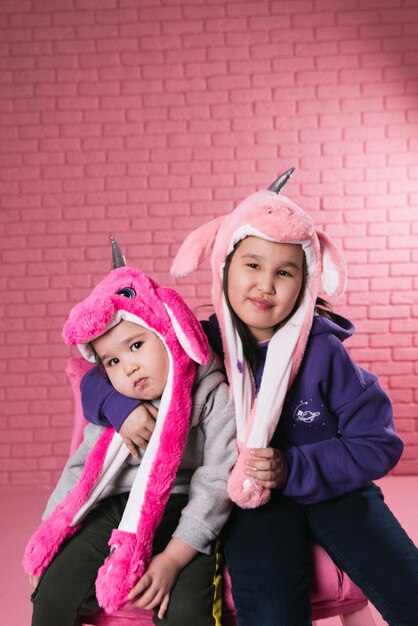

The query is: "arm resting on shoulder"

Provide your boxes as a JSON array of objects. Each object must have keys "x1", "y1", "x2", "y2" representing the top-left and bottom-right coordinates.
[{"x1": 81, "y1": 366, "x2": 140, "y2": 431}]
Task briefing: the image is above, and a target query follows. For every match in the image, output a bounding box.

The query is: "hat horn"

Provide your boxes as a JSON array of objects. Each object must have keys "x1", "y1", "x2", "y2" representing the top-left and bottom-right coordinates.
[
  {"x1": 267, "y1": 167, "x2": 296, "y2": 194},
  {"x1": 111, "y1": 237, "x2": 127, "y2": 269}
]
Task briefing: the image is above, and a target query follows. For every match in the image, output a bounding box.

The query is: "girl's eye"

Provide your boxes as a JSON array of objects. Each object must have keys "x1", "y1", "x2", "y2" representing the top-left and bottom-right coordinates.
[
  {"x1": 131, "y1": 342, "x2": 142, "y2": 352},
  {"x1": 246, "y1": 263, "x2": 260, "y2": 270},
  {"x1": 107, "y1": 358, "x2": 119, "y2": 367},
  {"x1": 278, "y1": 269, "x2": 291, "y2": 277},
  {"x1": 117, "y1": 287, "x2": 136, "y2": 298}
]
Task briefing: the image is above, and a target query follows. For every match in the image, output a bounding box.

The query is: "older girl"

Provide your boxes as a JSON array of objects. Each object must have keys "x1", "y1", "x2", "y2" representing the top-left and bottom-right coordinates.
[{"x1": 170, "y1": 170, "x2": 418, "y2": 626}]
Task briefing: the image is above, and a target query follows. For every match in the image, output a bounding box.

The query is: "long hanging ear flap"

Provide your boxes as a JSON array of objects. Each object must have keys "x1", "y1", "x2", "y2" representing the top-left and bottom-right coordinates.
[
  {"x1": 170, "y1": 216, "x2": 224, "y2": 278},
  {"x1": 158, "y1": 286, "x2": 210, "y2": 365},
  {"x1": 317, "y1": 230, "x2": 347, "y2": 300}
]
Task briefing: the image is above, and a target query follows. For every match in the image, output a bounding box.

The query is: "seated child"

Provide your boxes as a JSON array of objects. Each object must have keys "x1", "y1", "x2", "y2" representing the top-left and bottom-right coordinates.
[
  {"x1": 23, "y1": 245, "x2": 236, "y2": 626},
  {"x1": 170, "y1": 168, "x2": 418, "y2": 625}
]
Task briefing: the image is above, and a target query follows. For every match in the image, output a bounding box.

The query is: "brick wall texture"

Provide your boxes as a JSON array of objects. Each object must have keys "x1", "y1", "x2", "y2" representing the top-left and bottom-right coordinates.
[{"x1": 1, "y1": 0, "x2": 418, "y2": 486}]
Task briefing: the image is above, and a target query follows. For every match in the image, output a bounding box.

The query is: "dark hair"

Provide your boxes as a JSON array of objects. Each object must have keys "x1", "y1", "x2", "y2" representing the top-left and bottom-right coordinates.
[
  {"x1": 315, "y1": 297, "x2": 333, "y2": 319},
  {"x1": 222, "y1": 241, "x2": 332, "y2": 378},
  {"x1": 90, "y1": 344, "x2": 104, "y2": 367}
]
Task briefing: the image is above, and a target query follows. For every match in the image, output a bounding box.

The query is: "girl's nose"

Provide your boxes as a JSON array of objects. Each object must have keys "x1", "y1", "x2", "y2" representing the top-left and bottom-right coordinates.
[
  {"x1": 258, "y1": 274, "x2": 275, "y2": 294},
  {"x1": 125, "y1": 362, "x2": 139, "y2": 376}
]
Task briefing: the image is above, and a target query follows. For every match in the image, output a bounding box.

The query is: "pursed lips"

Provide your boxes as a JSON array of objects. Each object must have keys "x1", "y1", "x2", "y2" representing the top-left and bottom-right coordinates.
[{"x1": 249, "y1": 297, "x2": 274, "y2": 311}]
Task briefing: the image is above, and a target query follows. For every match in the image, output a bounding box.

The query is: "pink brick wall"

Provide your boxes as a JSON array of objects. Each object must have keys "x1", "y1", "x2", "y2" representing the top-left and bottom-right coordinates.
[{"x1": 1, "y1": 0, "x2": 417, "y2": 486}]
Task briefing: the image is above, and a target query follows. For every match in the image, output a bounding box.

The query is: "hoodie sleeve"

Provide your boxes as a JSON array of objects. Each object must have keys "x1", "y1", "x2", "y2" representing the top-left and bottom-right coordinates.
[
  {"x1": 81, "y1": 366, "x2": 141, "y2": 431},
  {"x1": 42, "y1": 424, "x2": 105, "y2": 519},
  {"x1": 173, "y1": 359, "x2": 237, "y2": 553},
  {"x1": 280, "y1": 334, "x2": 404, "y2": 504}
]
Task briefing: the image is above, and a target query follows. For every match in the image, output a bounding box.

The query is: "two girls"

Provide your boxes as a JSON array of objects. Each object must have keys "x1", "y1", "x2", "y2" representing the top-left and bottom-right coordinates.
[{"x1": 81, "y1": 171, "x2": 418, "y2": 624}]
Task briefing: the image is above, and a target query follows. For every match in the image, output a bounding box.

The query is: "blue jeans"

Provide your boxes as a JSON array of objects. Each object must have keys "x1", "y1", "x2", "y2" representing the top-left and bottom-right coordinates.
[{"x1": 222, "y1": 483, "x2": 418, "y2": 626}]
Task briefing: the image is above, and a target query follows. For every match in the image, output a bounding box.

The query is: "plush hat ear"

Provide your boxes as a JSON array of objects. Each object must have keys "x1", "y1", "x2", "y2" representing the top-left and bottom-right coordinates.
[
  {"x1": 317, "y1": 230, "x2": 347, "y2": 300},
  {"x1": 170, "y1": 216, "x2": 224, "y2": 278},
  {"x1": 158, "y1": 286, "x2": 210, "y2": 365}
]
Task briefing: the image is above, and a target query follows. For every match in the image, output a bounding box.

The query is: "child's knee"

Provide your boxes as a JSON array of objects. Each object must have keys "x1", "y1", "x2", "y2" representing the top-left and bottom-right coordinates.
[
  {"x1": 32, "y1": 566, "x2": 100, "y2": 626},
  {"x1": 31, "y1": 578, "x2": 73, "y2": 624}
]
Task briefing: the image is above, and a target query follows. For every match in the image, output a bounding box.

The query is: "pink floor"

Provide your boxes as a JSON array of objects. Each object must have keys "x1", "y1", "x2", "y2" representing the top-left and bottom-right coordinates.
[{"x1": 2, "y1": 476, "x2": 417, "y2": 626}]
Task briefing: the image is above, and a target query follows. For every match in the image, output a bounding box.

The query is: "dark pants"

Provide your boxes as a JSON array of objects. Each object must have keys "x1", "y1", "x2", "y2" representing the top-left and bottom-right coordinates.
[
  {"x1": 31, "y1": 493, "x2": 222, "y2": 626},
  {"x1": 222, "y1": 483, "x2": 418, "y2": 626}
]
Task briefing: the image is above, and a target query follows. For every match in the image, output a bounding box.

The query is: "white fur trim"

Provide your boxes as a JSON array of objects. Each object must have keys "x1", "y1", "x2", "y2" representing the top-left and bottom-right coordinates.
[
  {"x1": 71, "y1": 360, "x2": 172, "y2": 534},
  {"x1": 74, "y1": 312, "x2": 174, "y2": 534},
  {"x1": 221, "y1": 229, "x2": 318, "y2": 448},
  {"x1": 71, "y1": 433, "x2": 130, "y2": 526},
  {"x1": 78, "y1": 311, "x2": 162, "y2": 362},
  {"x1": 227, "y1": 224, "x2": 283, "y2": 256},
  {"x1": 247, "y1": 292, "x2": 310, "y2": 447},
  {"x1": 222, "y1": 293, "x2": 253, "y2": 439},
  {"x1": 119, "y1": 380, "x2": 169, "y2": 532}
]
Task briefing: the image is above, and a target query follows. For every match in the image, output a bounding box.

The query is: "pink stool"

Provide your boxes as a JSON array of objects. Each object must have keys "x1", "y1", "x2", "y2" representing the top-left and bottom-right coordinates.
[{"x1": 65, "y1": 357, "x2": 367, "y2": 626}]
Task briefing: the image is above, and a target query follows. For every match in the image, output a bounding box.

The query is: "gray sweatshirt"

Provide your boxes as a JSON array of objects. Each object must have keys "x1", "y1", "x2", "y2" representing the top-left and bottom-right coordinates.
[{"x1": 43, "y1": 350, "x2": 236, "y2": 555}]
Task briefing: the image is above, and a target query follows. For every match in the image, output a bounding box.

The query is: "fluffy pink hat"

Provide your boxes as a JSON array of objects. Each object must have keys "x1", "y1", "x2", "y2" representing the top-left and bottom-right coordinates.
[
  {"x1": 23, "y1": 240, "x2": 210, "y2": 614},
  {"x1": 171, "y1": 169, "x2": 347, "y2": 508}
]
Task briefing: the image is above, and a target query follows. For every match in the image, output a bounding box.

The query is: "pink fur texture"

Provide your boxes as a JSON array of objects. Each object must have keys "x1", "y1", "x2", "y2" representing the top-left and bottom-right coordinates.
[
  {"x1": 63, "y1": 267, "x2": 209, "y2": 367},
  {"x1": 227, "y1": 446, "x2": 270, "y2": 508},
  {"x1": 23, "y1": 427, "x2": 114, "y2": 576},
  {"x1": 95, "y1": 530, "x2": 142, "y2": 613},
  {"x1": 25, "y1": 265, "x2": 210, "y2": 614},
  {"x1": 96, "y1": 334, "x2": 196, "y2": 613},
  {"x1": 172, "y1": 190, "x2": 346, "y2": 390},
  {"x1": 171, "y1": 183, "x2": 347, "y2": 510}
]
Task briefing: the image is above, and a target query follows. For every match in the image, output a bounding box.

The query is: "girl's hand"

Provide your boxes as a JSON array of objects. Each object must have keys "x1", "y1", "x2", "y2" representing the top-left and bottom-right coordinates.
[
  {"x1": 29, "y1": 574, "x2": 39, "y2": 589},
  {"x1": 245, "y1": 447, "x2": 284, "y2": 489},
  {"x1": 128, "y1": 539, "x2": 197, "y2": 619},
  {"x1": 128, "y1": 553, "x2": 177, "y2": 618},
  {"x1": 119, "y1": 402, "x2": 157, "y2": 457}
]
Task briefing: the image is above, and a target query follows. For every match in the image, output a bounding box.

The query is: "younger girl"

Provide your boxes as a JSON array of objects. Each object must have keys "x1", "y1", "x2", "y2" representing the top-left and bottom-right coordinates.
[
  {"x1": 24, "y1": 246, "x2": 236, "y2": 626},
  {"x1": 170, "y1": 170, "x2": 418, "y2": 625}
]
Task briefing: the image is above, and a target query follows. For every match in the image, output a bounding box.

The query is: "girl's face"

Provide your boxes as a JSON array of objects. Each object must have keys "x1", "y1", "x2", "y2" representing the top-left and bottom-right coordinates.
[
  {"x1": 92, "y1": 320, "x2": 169, "y2": 400},
  {"x1": 227, "y1": 236, "x2": 305, "y2": 342}
]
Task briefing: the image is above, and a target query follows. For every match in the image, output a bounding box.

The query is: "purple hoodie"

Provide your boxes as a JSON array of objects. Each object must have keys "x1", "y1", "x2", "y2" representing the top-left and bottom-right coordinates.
[
  {"x1": 271, "y1": 311, "x2": 403, "y2": 503},
  {"x1": 81, "y1": 366, "x2": 139, "y2": 433},
  {"x1": 81, "y1": 312, "x2": 403, "y2": 505}
]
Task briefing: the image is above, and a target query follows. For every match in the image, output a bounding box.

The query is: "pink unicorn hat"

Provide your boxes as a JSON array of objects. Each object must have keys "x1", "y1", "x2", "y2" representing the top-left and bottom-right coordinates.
[
  {"x1": 23, "y1": 239, "x2": 210, "y2": 614},
  {"x1": 171, "y1": 169, "x2": 347, "y2": 509}
]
